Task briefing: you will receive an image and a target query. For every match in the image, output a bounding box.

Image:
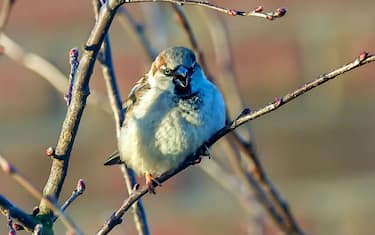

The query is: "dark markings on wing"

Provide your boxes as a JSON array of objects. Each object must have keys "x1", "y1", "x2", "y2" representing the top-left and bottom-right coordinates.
[{"x1": 122, "y1": 75, "x2": 151, "y2": 124}]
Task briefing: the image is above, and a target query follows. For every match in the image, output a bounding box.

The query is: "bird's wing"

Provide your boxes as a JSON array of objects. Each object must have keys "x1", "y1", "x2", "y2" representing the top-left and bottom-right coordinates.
[
  {"x1": 122, "y1": 75, "x2": 150, "y2": 120},
  {"x1": 104, "y1": 75, "x2": 150, "y2": 166}
]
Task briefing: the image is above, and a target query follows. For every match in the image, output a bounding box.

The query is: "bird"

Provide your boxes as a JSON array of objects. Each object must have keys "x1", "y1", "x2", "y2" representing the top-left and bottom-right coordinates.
[{"x1": 104, "y1": 46, "x2": 226, "y2": 193}]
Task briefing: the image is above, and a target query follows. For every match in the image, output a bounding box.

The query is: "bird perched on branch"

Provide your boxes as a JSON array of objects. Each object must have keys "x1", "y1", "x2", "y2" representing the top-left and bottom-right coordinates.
[{"x1": 104, "y1": 46, "x2": 226, "y2": 193}]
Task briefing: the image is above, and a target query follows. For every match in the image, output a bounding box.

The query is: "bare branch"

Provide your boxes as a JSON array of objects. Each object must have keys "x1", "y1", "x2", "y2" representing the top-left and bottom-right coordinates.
[
  {"x1": 126, "y1": 0, "x2": 286, "y2": 20},
  {"x1": 97, "y1": 52, "x2": 375, "y2": 234},
  {"x1": 37, "y1": 0, "x2": 127, "y2": 230},
  {"x1": 0, "y1": 33, "x2": 110, "y2": 112},
  {"x1": 0, "y1": 194, "x2": 36, "y2": 231},
  {"x1": 64, "y1": 48, "x2": 80, "y2": 105},
  {"x1": 0, "y1": 155, "x2": 81, "y2": 234},
  {"x1": 0, "y1": 33, "x2": 68, "y2": 94},
  {"x1": 171, "y1": 5, "x2": 209, "y2": 77},
  {"x1": 232, "y1": 131, "x2": 304, "y2": 234},
  {"x1": 172, "y1": 8, "x2": 270, "y2": 234},
  {"x1": 99, "y1": 32, "x2": 150, "y2": 235},
  {"x1": 201, "y1": 11, "x2": 303, "y2": 234},
  {"x1": 120, "y1": 165, "x2": 150, "y2": 235},
  {"x1": 198, "y1": 158, "x2": 252, "y2": 207},
  {"x1": 95, "y1": 1, "x2": 151, "y2": 234},
  {"x1": 52, "y1": 179, "x2": 86, "y2": 223},
  {"x1": 98, "y1": 35, "x2": 123, "y2": 137},
  {"x1": 232, "y1": 52, "x2": 375, "y2": 127},
  {"x1": 116, "y1": 6, "x2": 157, "y2": 60}
]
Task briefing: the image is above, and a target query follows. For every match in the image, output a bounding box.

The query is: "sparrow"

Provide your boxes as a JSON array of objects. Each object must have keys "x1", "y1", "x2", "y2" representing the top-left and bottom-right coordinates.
[{"x1": 104, "y1": 46, "x2": 226, "y2": 193}]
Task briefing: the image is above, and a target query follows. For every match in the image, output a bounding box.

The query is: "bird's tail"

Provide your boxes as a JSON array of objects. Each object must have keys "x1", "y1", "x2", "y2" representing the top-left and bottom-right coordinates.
[{"x1": 104, "y1": 151, "x2": 123, "y2": 165}]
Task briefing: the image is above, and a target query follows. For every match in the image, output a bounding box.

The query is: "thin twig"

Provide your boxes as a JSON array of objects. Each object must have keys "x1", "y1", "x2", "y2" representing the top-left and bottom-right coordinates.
[
  {"x1": 198, "y1": 158, "x2": 252, "y2": 209},
  {"x1": 125, "y1": 0, "x2": 287, "y2": 20},
  {"x1": 232, "y1": 131, "x2": 305, "y2": 234},
  {"x1": 201, "y1": 10, "x2": 289, "y2": 234},
  {"x1": 0, "y1": 155, "x2": 81, "y2": 234},
  {"x1": 116, "y1": 6, "x2": 157, "y2": 60},
  {"x1": 0, "y1": 33, "x2": 110, "y2": 112},
  {"x1": 171, "y1": 4, "x2": 209, "y2": 77},
  {"x1": 0, "y1": 194, "x2": 36, "y2": 231},
  {"x1": 0, "y1": 33, "x2": 68, "y2": 94},
  {"x1": 52, "y1": 179, "x2": 86, "y2": 223},
  {"x1": 97, "y1": 52, "x2": 375, "y2": 234},
  {"x1": 38, "y1": 0, "x2": 126, "y2": 230},
  {"x1": 202, "y1": 11, "x2": 250, "y2": 130},
  {"x1": 0, "y1": 0, "x2": 15, "y2": 32},
  {"x1": 95, "y1": 1, "x2": 151, "y2": 234},
  {"x1": 97, "y1": 31, "x2": 123, "y2": 137},
  {"x1": 129, "y1": 4, "x2": 262, "y2": 233},
  {"x1": 100, "y1": 31, "x2": 151, "y2": 235},
  {"x1": 174, "y1": 8, "x2": 266, "y2": 233},
  {"x1": 120, "y1": 165, "x2": 150, "y2": 235},
  {"x1": 224, "y1": 52, "x2": 375, "y2": 234},
  {"x1": 232, "y1": 52, "x2": 375, "y2": 127},
  {"x1": 64, "y1": 48, "x2": 80, "y2": 105}
]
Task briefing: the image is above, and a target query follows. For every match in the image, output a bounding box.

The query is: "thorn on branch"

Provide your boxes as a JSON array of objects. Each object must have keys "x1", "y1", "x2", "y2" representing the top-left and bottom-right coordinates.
[{"x1": 65, "y1": 47, "x2": 79, "y2": 105}]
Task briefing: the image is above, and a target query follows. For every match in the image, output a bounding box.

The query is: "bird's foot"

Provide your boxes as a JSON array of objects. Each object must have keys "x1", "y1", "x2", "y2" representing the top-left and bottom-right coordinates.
[
  {"x1": 200, "y1": 144, "x2": 211, "y2": 159},
  {"x1": 191, "y1": 144, "x2": 211, "y2": 165},
  {"x1": 191, "y1": 156, "x2": 202, "y2": 165},
  {"x1": 145, "y1": 172, "x2": 161, "y2": 194}
]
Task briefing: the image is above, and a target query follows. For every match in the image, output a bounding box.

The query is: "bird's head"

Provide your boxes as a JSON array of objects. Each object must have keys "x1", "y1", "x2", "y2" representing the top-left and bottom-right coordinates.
[{"x1": 148, "y1": 46, "x2": 203, "y2": 96}]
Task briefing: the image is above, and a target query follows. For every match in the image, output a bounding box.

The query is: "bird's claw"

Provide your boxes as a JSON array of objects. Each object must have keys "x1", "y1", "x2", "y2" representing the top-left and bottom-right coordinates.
[
  {"x1": 145, "y1": 173, "x2": 161, "y2": 194},
  {"x1": 191, "y1": 156, "x2": 202, "y2": 165},
  {"x1": 191, "y1": 144, "x2": 211, "y2": 165},
  {"x1": 200, "y1": 144, "x2": 211, "y2": 158}
]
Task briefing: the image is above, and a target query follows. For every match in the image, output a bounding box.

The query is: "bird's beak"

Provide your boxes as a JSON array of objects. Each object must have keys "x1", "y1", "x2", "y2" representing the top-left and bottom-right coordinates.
[{"x1": 173, "y1": 66, "x2": 189, "y2": 88}]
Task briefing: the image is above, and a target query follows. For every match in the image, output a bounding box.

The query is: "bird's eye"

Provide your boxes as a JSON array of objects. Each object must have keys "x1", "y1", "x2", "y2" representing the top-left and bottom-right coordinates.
[{"x1": 163, "y1": 67, "x2": 173, "y2": 76}]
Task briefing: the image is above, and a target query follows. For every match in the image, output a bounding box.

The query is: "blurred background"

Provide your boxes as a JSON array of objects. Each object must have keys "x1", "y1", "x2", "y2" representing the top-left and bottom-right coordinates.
[{"x1": 1, "y1": 0, "x2": 375, "y2": 234}]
